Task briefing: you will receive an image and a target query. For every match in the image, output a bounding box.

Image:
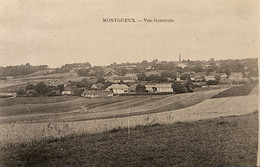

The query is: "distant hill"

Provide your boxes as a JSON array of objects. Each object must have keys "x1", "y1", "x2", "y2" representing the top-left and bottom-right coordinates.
[
  {"x1": 55, "y1": 63, "x2": 91, "y2": 73},
  {"x1": 0, "y1": 64, "x2": 48, "y2": 78},
  {"x1": 26, "y1": 68, "x2": 57, "y2": 77}
]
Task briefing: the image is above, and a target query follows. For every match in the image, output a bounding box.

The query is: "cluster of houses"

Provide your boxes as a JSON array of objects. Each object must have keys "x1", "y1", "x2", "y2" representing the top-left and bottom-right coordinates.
[
  {"x1": 0, "y1": 65, "x2": 258, "y2": 99},
  {"x1": 56, "y1": 70, "x2": 255, "y2": 99}
]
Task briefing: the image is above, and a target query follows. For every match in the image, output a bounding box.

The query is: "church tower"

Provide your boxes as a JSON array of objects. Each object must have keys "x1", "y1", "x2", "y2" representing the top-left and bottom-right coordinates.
[{"x1": 179, "y1": 53, "x2": 181, "y2": 62}]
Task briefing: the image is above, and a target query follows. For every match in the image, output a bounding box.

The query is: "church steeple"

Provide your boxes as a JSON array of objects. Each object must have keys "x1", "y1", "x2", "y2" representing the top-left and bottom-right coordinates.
[{"x1": 179, "y1": 53, "x2": 181, "y2": 62}]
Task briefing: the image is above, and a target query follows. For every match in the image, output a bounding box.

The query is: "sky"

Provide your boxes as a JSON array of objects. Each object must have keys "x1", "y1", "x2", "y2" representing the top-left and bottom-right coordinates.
[{"x1": 0, "y1": 0, "x2": 258, "y2": 67}]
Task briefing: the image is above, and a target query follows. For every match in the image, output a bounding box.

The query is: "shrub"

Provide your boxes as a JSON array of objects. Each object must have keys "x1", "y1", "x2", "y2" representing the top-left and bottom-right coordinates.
[
  {"x1": 185, "y1": 82, "x2": 195, "y2": 92},
  {"x1": 136, "y1": 84, "x2": 146, "y2": 93},
  {"x1": 172, "y1": 81, "x2": 188, "y2": 93}
]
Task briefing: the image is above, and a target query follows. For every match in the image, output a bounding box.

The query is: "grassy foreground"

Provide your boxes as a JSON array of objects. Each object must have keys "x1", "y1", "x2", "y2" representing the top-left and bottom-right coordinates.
[{"x1": 0, "y1": 111, "x2": 258, "y2": 167}]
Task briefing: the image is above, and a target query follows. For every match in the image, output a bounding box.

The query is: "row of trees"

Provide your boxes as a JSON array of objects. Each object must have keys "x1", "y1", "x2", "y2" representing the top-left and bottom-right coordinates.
[
  {"x1": 0, "y1": 63, "x2": 47, "y2": 77},
  {"x1": 17, "y1": 82, "x2": 65, "y2": 96}
]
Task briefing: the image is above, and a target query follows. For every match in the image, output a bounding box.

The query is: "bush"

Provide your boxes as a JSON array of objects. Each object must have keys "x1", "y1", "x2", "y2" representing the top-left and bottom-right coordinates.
[
  {"x1": 172, "y1": 82, "x2": 188, "y2": 93},
  {"x1": 185, "y1": 82, "x2": 195, "y2": 92},
  {"x1": 136, "y1": 84, "x2": 146, "y2": 93},
  {"x1": 206, "y1": 80, "x2": 219, "y2": 85}
]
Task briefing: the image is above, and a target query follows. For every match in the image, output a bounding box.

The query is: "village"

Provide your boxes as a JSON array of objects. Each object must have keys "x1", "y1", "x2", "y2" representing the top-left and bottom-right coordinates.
[{"x1": 0, "y1": 57, "x2": 258, "y2": 98}]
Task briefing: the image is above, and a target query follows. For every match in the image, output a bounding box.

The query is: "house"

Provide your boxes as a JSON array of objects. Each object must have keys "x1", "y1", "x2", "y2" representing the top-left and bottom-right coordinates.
[
  {"x1": 145, "y1": 83, "x2": 173, "y2": 93},
  {"x1": 219, "y1": 78, "x2": 233, "y2": 84},
  {"x1": 205, "y1": 75, "x2": 216, "y2": 81},
  {"x1": 91, "y1": 83, "x2": 105, "y2": 90},
  {"x1": 106, "y1": 76, "x2": 136, "y2": 83},
  {"x1": 81, "y1": 90, "x2": 113, "y2": 98},
  {"x1": 229, "y1": 72, "x2": 243, "y2": 82},
  {"x1": 62, "y1": 85, "x2": 79, "y2": 95},
  {"x1": 105, "y1": 84, "x2": 129, "y2": 94},
  {"x1": 0, "y1": 92, "x2": 16, "y2": 98}
]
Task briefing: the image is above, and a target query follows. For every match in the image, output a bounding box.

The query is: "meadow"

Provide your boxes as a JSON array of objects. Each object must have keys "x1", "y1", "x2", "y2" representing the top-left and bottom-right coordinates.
[
  {"x1": 0, "y1": 83, "x2": 258, "y2": 166},
  {"x1": 0, "y1": 112, "x2": 257, "y2": 167}
]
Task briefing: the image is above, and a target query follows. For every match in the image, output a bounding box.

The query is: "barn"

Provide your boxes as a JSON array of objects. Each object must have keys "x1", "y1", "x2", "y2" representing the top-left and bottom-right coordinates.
[
  {"x1": 81, "y1": 90, "x2": 113, "y2": 98},
  {"x1": 105, "y1": 84, "x2": 129, "y2": 94},
  {"x1": 145, "y1": 83, "x2": 173, "y2": 93}
]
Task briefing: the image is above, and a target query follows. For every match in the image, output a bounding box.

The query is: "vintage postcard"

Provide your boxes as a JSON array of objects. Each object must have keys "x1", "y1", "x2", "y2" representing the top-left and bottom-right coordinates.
[{"x1": 0, "y1": 0, "x2": 259, "y2": 166}]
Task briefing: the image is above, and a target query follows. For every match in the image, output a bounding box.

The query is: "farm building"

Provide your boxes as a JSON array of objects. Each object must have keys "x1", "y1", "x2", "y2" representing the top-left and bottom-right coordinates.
[
  {"x1": 62, "y1": 85, "x2": 79, "y2": 95},
  {"x1": 91, "y1": 83, "x2": 105, "y2": 90},
  {"x1": 0, "y1": 93, "x2": 17, "y2": 98},
  {"x1": 105, "y1": 84, "x2": 129, "y2": 94},
  {"x1": 205, "y1": 75, "x2": 216, "y2": 81},
  {"x1": 219, "y1": 78, "x2": 233, "y2": 84},
  {"x1": 229, "y1": 72, "x2": 243, "y2": 82},
  {"x1": 81, "y1": 90, "x2": 113, "y2": 98},
  {"x1": 145, "y1": 83, "x2": 173, "y2": 93},
  {"x1": 106, "y1": 76, "x2": 136, "y2": 83}
]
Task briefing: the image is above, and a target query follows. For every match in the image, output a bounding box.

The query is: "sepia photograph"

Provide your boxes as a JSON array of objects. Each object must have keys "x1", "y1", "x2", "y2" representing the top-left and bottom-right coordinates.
[{"x1": 0, "y1": 0, "x2": 259, "y2": 166}]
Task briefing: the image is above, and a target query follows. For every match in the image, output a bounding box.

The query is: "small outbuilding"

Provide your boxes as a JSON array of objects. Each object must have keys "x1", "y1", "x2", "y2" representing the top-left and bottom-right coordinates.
[
  {"x1": 81, "y1": 90, "x2": 113, "y2": 98},
  {"x1": 105, "y1": 84, "x2": 129, "y2": 94},
  {"x1": 62, "y1": 85, "x2": 79, "y2": 95},
  {"x1": 145, "y1": 83, "x2": 173, "y2": 93}
]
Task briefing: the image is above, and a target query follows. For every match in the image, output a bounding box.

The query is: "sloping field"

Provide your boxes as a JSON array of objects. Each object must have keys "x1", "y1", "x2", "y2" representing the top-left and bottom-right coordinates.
[
  {"x1": 0, "y1": 96, "x2": 138, "y2": 117},
  {"x1": 0, "y1": 96, "x2": 79, "y2": 107},
  {"x1": 0, "y1": 91, "x2": 257, "y2": 145},
  {"x1": 0, "y1": 88, "x2": 226, "y2": 124}
]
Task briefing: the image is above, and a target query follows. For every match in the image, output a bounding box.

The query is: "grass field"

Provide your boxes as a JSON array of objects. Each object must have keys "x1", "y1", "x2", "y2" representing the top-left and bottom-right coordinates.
[
  {"x1": 0, "y1": 88, "x2": 226, "y2": 124},
  {"x1": 211, "y1": 83, "x2": 257, "y2": 98},
  {"x1": 0, "y1": 112, "x2": 257, "y2": 167},
  {"x1": 0, "y1": 96, "x2": 79, "y2": 107}
]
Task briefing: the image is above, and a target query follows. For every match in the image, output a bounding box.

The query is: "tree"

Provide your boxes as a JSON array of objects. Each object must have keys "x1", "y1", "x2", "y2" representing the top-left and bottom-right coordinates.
[
  {"x1": 172, "y1": 81, "x2": 187, "y2": 93},
  {"x1": 77, "y1": 69, "x2": 90, "y2": 77},
  {"x1": 57, "y1": 84, "x2": 65, "y2": 92},
  {"x1": 26, "y1": 83, "x2": 34, "y2": 90},
  {"x1": 137, "y1": 73, "x2": 146, "y2": 81},
  {"x1": 161, "y1": 70, "x2": 177, "y2": 79},
  {"x1": 180, "y1": 73, "x2": 190, "y2": 81},
  {"x1": 136, "y1": 84, "x2": 146, "y2": 93},
  {"x1": 76, "y1": 78, "x2": 92, "y2": 89},
  {"x1": 185, "y1": 81, "x2": 195, "y2": 92},
  {"x1": 223, "y1": 68, "x2": 231, "y2": 77},
  {"x1": 92, "y1": 66, "x2": 104, "y2": 77},
  {"x1": 35, "y1": 82, "x2": 48, "y2": 96},
  {"x1": 97, "y1": 77, "x2": 105, "y2": 84}
]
